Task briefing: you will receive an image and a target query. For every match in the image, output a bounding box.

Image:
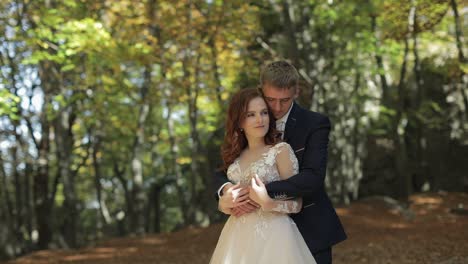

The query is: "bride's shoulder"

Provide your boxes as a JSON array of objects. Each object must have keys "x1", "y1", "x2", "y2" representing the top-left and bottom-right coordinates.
[{"x1": 270, "y1": 142, "x2": 293, "y2": 155}]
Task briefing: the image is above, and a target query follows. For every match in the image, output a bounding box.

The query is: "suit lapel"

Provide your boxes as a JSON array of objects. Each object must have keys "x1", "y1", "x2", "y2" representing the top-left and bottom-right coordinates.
[{"x1": 284, "y1": 103, "x2": 299, "y2": 143}]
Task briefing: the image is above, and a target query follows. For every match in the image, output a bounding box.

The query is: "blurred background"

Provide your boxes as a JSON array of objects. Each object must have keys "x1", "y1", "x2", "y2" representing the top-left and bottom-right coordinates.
[{"x1": 0, "y1": 0, "x2": 466, "y2": 261}]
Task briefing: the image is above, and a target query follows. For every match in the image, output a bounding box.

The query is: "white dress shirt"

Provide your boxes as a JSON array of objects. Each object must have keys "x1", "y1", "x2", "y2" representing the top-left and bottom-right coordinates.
[{"x1": 275, "y1": 103, "x2": 294, "y2": 139}]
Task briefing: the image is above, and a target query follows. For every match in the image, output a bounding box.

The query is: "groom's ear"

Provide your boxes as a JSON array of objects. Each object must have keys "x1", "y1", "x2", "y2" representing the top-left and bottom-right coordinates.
[{"x1": 293, "y1": 86, "x2": 300, "y2": 99}]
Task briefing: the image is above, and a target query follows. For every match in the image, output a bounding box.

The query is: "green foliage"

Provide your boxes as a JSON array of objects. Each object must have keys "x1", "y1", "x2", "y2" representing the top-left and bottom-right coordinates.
[
  {"x1": 0, "y1": 89, "x2": 20, "y2": 120},
  {"x1": 0, "y1": 0, "x2": 466, "y2": 255},
  {"x1": 378, "y1": 0, "x2": 449, "y2": 40}
]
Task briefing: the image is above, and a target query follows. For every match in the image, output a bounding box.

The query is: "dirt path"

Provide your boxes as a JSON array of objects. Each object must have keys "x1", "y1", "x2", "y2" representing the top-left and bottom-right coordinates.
[{"x1": 5, "y1": 192, "x2": 468, "y2": 264}]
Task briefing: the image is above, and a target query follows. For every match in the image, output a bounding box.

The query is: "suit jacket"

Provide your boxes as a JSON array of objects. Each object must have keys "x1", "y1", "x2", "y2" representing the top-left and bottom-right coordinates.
[{"x1": 214, "y1": 103, "x2": 347, "y2": 253}]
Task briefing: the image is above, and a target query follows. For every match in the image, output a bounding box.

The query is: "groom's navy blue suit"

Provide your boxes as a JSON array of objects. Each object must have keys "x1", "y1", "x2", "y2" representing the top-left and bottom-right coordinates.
[{"x1": 214, "y1": 103, "x2": 347, "y2": 262}]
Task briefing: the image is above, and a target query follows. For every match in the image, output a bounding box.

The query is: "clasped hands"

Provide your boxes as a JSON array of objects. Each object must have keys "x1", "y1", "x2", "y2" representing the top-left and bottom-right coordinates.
[{"x1": 218, "y1": 175, "x2": 273, "y2": 217}]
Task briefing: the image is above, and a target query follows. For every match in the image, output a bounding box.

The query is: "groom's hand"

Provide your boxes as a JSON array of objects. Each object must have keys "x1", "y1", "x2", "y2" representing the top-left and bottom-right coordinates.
[
  {"x1": 218, "y1": 183, "x2": 250, "y2": 215},
  {"x1": 231, "y1": 200, "x2": 260, "y2": 217}
]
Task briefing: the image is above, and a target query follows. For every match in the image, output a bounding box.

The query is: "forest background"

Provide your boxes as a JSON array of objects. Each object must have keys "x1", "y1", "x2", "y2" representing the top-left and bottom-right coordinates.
[{"x1": 0, "y1": 0, "x2": 466, "y2": 260}]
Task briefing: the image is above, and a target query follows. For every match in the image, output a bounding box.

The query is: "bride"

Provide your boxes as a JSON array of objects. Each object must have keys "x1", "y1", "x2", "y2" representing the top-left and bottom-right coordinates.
[{"x1": 210, "y1": 88, "x2": 316, "y2": 264}]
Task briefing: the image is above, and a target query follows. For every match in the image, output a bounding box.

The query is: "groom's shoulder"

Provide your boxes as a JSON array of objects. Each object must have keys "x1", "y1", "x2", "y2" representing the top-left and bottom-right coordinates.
[{"x1": 294, "y1": 104, "x2": 330, "y2": 126}]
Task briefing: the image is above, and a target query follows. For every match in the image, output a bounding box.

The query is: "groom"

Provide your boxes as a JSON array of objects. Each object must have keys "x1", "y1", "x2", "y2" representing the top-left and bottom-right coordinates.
[{"x1": 214, "y1": 60, "x2": 347, "y2": 263}]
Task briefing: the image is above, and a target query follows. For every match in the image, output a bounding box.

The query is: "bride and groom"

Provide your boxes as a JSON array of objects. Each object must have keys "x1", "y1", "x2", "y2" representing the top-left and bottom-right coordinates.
[{"x1": 210, "y1": 60, "x2": 347, "y2": 263}]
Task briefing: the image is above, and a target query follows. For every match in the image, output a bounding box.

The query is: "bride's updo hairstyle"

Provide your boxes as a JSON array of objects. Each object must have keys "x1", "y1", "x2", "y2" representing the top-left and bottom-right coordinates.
[{"x1": 221, "y1": 88, "x2": 280, "y2": 171}]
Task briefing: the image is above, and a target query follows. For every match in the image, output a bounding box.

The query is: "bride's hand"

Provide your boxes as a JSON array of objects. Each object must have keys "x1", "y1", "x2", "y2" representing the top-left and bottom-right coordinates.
[{"x1": 249, "y1": 175, "x2": 273, "y2": 211}]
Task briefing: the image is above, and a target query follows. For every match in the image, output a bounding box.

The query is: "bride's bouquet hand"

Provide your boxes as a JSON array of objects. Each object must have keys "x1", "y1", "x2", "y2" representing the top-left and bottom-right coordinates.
[{"x1": 249, "y1": 174, "x2": 273, "y2": 211}]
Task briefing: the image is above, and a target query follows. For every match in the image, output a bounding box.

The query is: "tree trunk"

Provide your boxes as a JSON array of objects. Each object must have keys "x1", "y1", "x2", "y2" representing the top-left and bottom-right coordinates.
[
  {"x1": 128, "y1": 0, "x2": 158, "y2": 235},
  {"x1": 281, "y1": 0, "x2": 300, "y2": 66},
  {"x1": 395, "y1": 38, "x2": 411, "y2": 200},
  {"x1": 185, "y1": 53, "x2": 204, "y2": 224},
  {"x1": 450, "y1": 0, "x2": 468, "y2": 118},
  {"x1": 92, "y1": 133, "x2": 110, "y2": 238},
  {"x1": 113, "y1": 161, "x2": 129, "y2": 236},
  {"x1": 24, "y1": 162, "x2": 33, "y2": 249},
  {"x1": 54, "y1": 109, "x2": 77, "y2": 248},
  {"x1": 152, "y1": 0, "x2": 187, "y2": 228},
  {"x1": 0, "y1": 154, "x2": 15, "y2": 253},
  {"x1": 9, "y1": 48, "x2": 26, "y2": 252},
  {"x1": 34, "y1": 61, "x2": 53, "y2": 249},
  {"x1": 146, "y1": 183, "x2": 163, "y2": 233},
  {"x1": 153, "y1": 186, "x2": 162, "y2": 233},
  {"x1": 411, "y1": 2, "x2": 425, "y2": 191},
  {"x1": 208, "y1": 37, "x2": 225, "y2": 111},
  {"x1": 165, "y1": 100, "x2": 188, "y2": 226},
  {"x1": 450, "y1": 0, "x2": 465, "y2": 64},
  {"x1": 350, "y1": 71, "x2": 362, "y2": 202},
  {"x1": 177, "y1": 0, "x2": 198, "y2": 225},
  {"x1": 12, "y1": 132, "x2": 24, "y2": 252},
  {"x1": 371, "y1": 14, "x2": 389, "y2": 104},
  {"x1": 129, "y1": 59, "x2": 151, "y2": 235},
  {"x1": 0, "y1": 154, "x2": 13, "y2": 219}
]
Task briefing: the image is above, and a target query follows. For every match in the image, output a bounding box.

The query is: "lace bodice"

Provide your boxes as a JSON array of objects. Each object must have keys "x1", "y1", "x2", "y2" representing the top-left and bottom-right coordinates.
[
  {"x1": 222, "y1": 142, "x2": 302, "y2": 241},
  {"x1": 226, "y1": 142, "x2": 302, "y2": 216},
  {"x1": 227, "y1": 142, "x2": 299, "y2": 185}
]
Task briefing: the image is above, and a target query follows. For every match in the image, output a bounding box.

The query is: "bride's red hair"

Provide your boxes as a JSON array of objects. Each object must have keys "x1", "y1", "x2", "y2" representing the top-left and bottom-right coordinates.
[{"x1": 221, "y1": 88, "x2": 280, "y2": 171}]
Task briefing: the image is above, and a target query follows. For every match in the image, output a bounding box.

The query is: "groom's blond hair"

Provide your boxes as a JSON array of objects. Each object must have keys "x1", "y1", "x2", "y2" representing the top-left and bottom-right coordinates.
[{"x1": 260, "y1": 60, "x2": 299, "y2": 90}]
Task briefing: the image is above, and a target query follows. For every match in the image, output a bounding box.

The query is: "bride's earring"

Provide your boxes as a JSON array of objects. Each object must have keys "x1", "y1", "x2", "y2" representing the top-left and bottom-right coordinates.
[{"x1": 240, "y1": 128, "x2": 244, "y2": 133}]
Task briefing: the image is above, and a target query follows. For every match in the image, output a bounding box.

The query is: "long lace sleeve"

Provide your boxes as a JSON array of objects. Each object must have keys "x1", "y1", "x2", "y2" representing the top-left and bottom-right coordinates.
[
  {"x1": 268, "y1": 197, "x2": 302, "y2": 213},
  {"x1": 264, "y1": 142, "x2": 302, "y2": 214}
]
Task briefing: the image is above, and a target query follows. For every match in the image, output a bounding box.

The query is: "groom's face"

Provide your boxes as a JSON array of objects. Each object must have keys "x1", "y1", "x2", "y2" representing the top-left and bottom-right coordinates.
[{"x1": 262, "y1": 84, "x2": 298, "y2": 120}]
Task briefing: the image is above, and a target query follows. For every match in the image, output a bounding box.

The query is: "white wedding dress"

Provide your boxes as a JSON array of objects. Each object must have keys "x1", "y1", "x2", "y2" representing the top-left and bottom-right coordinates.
[{"x1": 210, "y1": 142, "x2": 316, "y2": 264}]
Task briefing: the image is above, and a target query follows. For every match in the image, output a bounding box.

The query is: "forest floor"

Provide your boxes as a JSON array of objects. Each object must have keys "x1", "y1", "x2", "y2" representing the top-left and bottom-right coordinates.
[{"x1": 4, "y1": 192, "x2": 468, "y2": 264}]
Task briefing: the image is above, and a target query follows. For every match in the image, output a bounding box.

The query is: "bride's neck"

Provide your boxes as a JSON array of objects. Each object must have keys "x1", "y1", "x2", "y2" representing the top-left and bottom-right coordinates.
[{"x1": 246, "y1": 137, "x2": 266, "y2": 150}]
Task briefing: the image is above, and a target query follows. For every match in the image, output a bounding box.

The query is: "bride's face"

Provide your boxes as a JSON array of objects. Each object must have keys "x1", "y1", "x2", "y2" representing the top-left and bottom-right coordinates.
[{"x1": 240, "y1": 97, "x2": 270, "y2": 139}]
